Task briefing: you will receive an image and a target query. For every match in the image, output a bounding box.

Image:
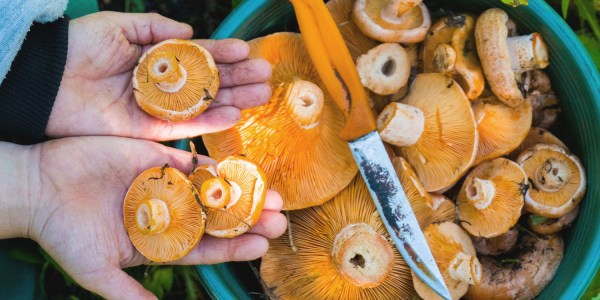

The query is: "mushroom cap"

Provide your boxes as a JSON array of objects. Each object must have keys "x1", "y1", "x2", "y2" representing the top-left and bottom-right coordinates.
[
  {"x1": 132, "y1": 39, "x2": 219, "y2": 121},
  {"x1": 509, "y1": 127, "x2": 567, "y2": 159},
  {"x1": 422, "y1": 14, "x2": 485, "y2": 100},
  {"x1": 189, "y1": 156, "x2": 267, "y2": 238},
  {"x1": 516, "y1": 143, "x2": 586, "y2": 218},
  {"x1": 475, "y1": 8, "x2": 524, "y2": 107},
  {"x1": 260, "y1": 176, "x2": 417, "y2": 299},
  {"x1": 392, "y1": 157, "x2": 456, "y2": 228},
  {"x1": 457, "y1": 157, "x2": 527, "y2": 238},
  {"x1": 412, "y1": 222, "x2": 481, "y2": 300},
  {"x1": 528, "y1": 205, "x2": 580, "y2": 235},
  {"x1": 202, "y1": 32, "x2": 357, "y2": 210},
  {"x1": 471, "y1": 227, "x2": 519, "y2": 256},
  {"x1": 352, "y1": 0, "x2": 431, "y2": 43},
  {"x1": 123, "y1": 165, "x2": 206, "y2": 262},
  {"x1": 393, "y1": 72, "x2": 478, "y2": 192},
  {"x1": 465, "y1": 234, "x2": 564, "y2": 300},
  {"x1": 472, "y1": 94, "x2": 532, "y2": 165}
]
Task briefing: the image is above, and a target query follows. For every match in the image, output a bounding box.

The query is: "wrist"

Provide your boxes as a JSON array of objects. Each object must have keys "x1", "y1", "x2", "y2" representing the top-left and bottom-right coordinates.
[{"x1": 0, "y1": 142, "x2": 40, "y2": 239}]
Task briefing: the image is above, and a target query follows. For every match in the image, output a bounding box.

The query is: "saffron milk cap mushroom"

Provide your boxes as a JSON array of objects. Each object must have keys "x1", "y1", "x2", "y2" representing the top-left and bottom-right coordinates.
[
  {"x1": 528, "y1": 205, "x2": 580, "y2": 235},
  {"x1": 132, "y1": 39, "x2": 219, "y2": 121},
  {"x1": 471, "y1": 227, "x2": 519, "y2": 256},
  {"x1": 457, "y1": 157, "x2": 527, "y2": 238},
  {"x1": 516, "y1": 143, "x2": 586, "y2": 218},
  {"x1": 123, "y1": 165, "x2": 206, "y2": 263},
  {"x1": 356, "y1": 43, "x2": 411, "y2": 95},
  {"x1": 509, "y1": 127, "x2": 567, "y2": 159},
  {"x1": 412, "y1": 222, "x2": 482, "y2": 300}
]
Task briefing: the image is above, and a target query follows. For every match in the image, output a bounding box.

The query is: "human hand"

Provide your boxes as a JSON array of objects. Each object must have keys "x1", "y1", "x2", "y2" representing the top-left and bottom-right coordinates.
[
  {"x1": 23, "y1": 136, "x2": 286, "y2": 299},
  {"x1": 49, "y1": 11, "x2": 272, "y2": 140}
]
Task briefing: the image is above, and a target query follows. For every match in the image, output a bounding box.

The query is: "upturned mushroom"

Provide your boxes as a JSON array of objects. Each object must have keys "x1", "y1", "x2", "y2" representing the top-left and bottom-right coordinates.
[
  {"x1": 356, "y1": 43, "x2": 411, "y2": 95},
  {"x1": 412, "y1": 222, "x2": 482, "y2": 300},
  {"x1": 260, "y1": 176, "x2": 418, "y2": 299},
  {"x1": 132, "y1": 39, "x2": 219, "y2": 121},
  {"x1": 202, "y1": 32, "x2": 357, "y2": 210},
  {"x1": 528, "y1": 205, "x2": 580, "y2": 235},
  {"x1": 516, "y1": 143, "x2": 586, "y2": 218},
  {"x1": 475, "y1": 8, "x2": 549, "y2": 107},
  {"x1": 352, "y1": 0, "x2": 432, "y2": 43},
  {"x1": 457, "y1": 157, "x2": 527, "y2": 238},
  {"x1": 465, "y1": 234, "x2": 564, "y2": 300},
  {"x1": 188, "y1": 156, "x2": 267, "y2": 238},
  {"x1": 471, "y1": 227, "x2": 519, "y2": 256},
  {"x1": 509, "y1": 127, "x2": 567, "y2": 159},
  {"x1": 123, "y1": 165, "x2": 206, "y2": 262},
  {"x1": 377, "y1": 73, "x2": 479, "y2": 192},
  {"x1": 471, "y1": 93, "x2": 532, "y2": 165},
  {"x1": 422, "y1": 13, "x2": 485, "y2": 99}
]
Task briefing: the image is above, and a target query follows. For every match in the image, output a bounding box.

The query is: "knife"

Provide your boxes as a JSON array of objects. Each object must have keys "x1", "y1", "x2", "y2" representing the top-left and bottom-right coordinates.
[{"x1": 289, "y1": 0, "x2": 451, "y2": 299}]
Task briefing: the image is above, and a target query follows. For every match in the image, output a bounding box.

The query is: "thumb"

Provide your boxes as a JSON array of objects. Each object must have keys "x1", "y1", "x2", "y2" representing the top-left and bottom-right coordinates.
[
  {"x1": 106, "y1": 11, "x2": 193, "y2": 45},
  {"x1": 82, "y1": 267, "x2": 157, "y2": 300}
]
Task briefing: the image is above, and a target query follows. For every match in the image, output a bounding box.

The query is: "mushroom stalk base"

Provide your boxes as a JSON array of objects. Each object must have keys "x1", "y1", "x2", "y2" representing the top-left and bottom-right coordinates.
[
  {"x1": 534, "y1": 158, "x2": 570, "y2": 192},
  {"x1": 449, "y1": 252, "x2": 482, "y2": 285},
  {"x1": 377, "y1": 102, "x2": 425, "y2": 147},
  {"x1": 465, "y1": 178, "x2": 495, "y2": 210},
  {"x1": 284, "y1": 80, "x2": 324, "y2": 129},
  {"x1": 507, "y1": 33, "x2": 549, "y2": 73},
  {"x1": 200, "y1": 177, "x2": 232, "y2": 209},
  {"x1": 136, "y1": 199, "x2": 171, "y2": 234}
]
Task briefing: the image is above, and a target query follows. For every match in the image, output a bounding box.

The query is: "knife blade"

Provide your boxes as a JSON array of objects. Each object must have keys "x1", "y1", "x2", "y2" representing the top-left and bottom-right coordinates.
[{"x1": 289, "y1": 1, "x2": 451, "y2": 299}]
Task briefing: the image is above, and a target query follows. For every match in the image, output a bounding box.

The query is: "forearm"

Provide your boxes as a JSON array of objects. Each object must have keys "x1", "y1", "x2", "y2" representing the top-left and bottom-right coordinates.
[{"x1": 0, "y1": 141, "x2": 37, "y2": 239}]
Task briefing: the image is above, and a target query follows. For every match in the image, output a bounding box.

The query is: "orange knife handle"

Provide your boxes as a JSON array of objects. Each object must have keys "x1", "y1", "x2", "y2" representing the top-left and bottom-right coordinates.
[{"x1": 291, "y1": 0, "x2": 377, "y2": 141}]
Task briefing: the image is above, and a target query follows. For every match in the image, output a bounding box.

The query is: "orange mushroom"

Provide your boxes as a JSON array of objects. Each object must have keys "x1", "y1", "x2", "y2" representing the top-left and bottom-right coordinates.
[
  {"x1": 509, "y1": 127, "x2": 567, "y2": 159},
  {"x1": 202, "y1": 32, "x2": 357, "y2": 210},
  {"x1": 132, "y1": 39, "x2": 219, "y2": 121},
  {"x1": 189, "y1": 156, "x2": 267, "y2": 238},
  {"x1": 123, "y1": 165, "x2": 206, "y2": 263}
]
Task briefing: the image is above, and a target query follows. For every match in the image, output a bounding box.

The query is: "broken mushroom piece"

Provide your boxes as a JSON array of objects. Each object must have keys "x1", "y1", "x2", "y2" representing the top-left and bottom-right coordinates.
[
  {"x1": 357, "y1": 43, "x2": 411, "y2": 95},
  {"x1": 352, "y1": 0, "x2": 431, "y2": 43},
  {"x1": 457, "y1": 158, "x2": 527, "y2": 238},
  {"x1": 133, "y1": 39, "x2": 219, "y2": 121},
  {"x1": 422, "y1": 14, "x2": 485, "y2": 100},
  {"x1": 379, "y1": 73, "x2": 478, "y2": 192},
  {"x1": 471, "y1": 94, "x2": 532, "y2": 165},
  {"x1": 413, "y1": 222, "x2": 482, "y2": 300},
  {"x1": 528, "y1": 205, "x2": 580, "y2": 235},
  {"x1": 123, "y1": 165, "x2": 206, "y2": 263},
  {"x1": 509, "y1": 127, "x2": 567, "y2": 159},
  {"x1": 475, "y1": 8, "x2": 549, "y2": 107},
  {"x1": 260, "y1": 176, "x2": 417, "y2": 299},
  {"x1": 517, "y1": 143, "x2": 586, "y2": 218},
  {"x1": 471, "y1": 227, "x2": 519, "y2": 256},
  {"x1": 203, "y1": 33, "x2": 357, "y2": 210},
  {"x1": 465, "y1": 234, "x2": 564, "y2": 300},
  {"x1": 189, "y1": 156, "x2": 267, "y2": 238}
]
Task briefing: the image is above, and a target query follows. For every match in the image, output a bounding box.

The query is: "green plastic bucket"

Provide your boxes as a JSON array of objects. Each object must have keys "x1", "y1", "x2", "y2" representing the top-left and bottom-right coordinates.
[{"x1": 194, "y1": 0, "x2": 600, "y2": 299}]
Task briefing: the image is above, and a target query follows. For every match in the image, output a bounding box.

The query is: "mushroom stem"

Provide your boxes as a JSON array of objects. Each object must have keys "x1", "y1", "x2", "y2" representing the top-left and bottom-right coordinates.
[
  {"x1": 534, "y1": 158, "x2": 570, "y2": 192},
  {"x1": 332, "y1": 223, "x2": 394, "y2": 288},
  {"x1": 506, "y1": 33, "x2": 549, "y2": 73},
  {"x1": 136, "y1": 198, "x2": 171, "y2": 234},
  {"x1": 381, "y1": 0, "x2": 423, "y2": 22},
  {"x1": 449, "y1": 252, "x2": 482, "y2": 285},
  {"x1": 148, "y1": 51, "x2": 188, "y2": 93},
  {"x1": 465, "y1": 178, "x2": 495, "y2": 210},
  {"x1": 200, "y1": 177, "x2": 232, "y2": 209},
  {"x1": 377, "y1": 102, "x2": 425, "y2": 147},
  {"x1": 284, "y1": 80, "x2": 325, "y2": 129},
  {"x1": 432, "y1": 43, "x2": 457, "y2": 74}
]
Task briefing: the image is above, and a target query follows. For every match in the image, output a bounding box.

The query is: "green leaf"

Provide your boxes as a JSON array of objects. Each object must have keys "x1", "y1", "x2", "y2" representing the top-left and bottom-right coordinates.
[
  {"x1": 232, "y1": 0, "x2": 244, "y2": 8},
  {"x1": 179, "y1": 266, "x2": 202, "y2": 300},
  {"x1": 501, "y1": 258, "x2": 520, "y2": 264},
  {"x1": 583, "y1": 267, "x2": 600, "y2": 299},
  {"x1": 529, "y1": 214, "x2": 549, "y2": 225},
  {"x1": 501, "y1": 0, "x2": 529, "y2": 7},
  {"x1": 39, "y1": 248, "x2": 76, "y2": 287},
  {"x1": 562, "y1": 0, "x2": 571, "y2": 18},
  {"x1": 578, "y1": 33, "x2": 600, "y2": 70},
  {"x1": 6, "y1": 241, "x2": 44, "y2": 265},
  {"x1": 125, "y1": 0, "x2": 146, "y2": 13},
  {"x1": 141, "y1": 266, "x2": 174, "y2": 299},
  {"x1": 575, "y1": 0, "x2": 600, "y2": 41}
]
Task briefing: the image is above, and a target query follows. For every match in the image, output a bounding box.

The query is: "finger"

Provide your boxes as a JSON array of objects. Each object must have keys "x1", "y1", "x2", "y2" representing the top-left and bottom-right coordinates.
[
  {"x1": 82, "y1": 267, "x2": 157, "y2": 300},
  {"x1": 218, "y1": 58, "x2": 272, "y2": 88},
  {"x1": 108, "y1": 12, "x2": 193, "y2": 45},
  {"x1": 212, "y1": 83, "x2": 272, "y2": 110},
  {"x1": 263, "y1": 190, "x2": 284, "y2": 211},
  {"x1": 249, "y1": 211, "x2": 288, "y2": 239},
  {"x1": 193, "y1": 39, "x2": 250, "y2": 63},
  {"x1": 172, "y1": 234, "x2": 269, "y2": 265}
]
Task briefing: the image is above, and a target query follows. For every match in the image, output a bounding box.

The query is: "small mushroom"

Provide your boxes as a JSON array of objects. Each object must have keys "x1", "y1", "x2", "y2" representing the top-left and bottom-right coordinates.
[
  {"x1": 475, "y1": 8, "x2": 549, "y2": 107},
  {"x1": 260, "y1": 176, "x2": 418, "y2": 299},
  {"x1": 356, "y1": 43, "x2": 411, "y2": 95},
  {"x1": 413, "y1": 222, "x2": 482, "y2": 300},
  {"x1": 523, "y1": 70, "x2": 561, "y2": 128},
  {"x1": 465, "y1": 234, "x2": 564, "y2": 300},
  {"x1": 378, "y1": 73, "x2": 479, "y2": 192},
  {"x1": 189, "y1": 156, "x2": 267, "y2": 238},
  {"x1": 528, "y1": 205, "x2": 580, "y2": 235},
  {"x1": 132, "y1": 39, "x2": 219, "y2": 121},
  {"x1": 471, "y1": 94, "x2": 532, "y2": 165},
  {"x1": 509, "y1": 127, "x2": 567, "y2": 159},
  {"x1": 352, "y1": 0, "x2": 432, "y2": 43},
  {"x1": 471, "y1": 227, "x2": 519, "y2": 256},
  {"x1": 203, "y1": 33, "x2": 357, "y2": 210},
  {"x1": 457, "y1": 157, "x2": 527, "y2": 238},
  {"x1": 516, "y1": 143, "x2": 586, "y2": 218},
  {"x1": 123, "y1": 165, "x2": 206, "y2": 262},
  {"x1": 422, "y1": 14, "x2": 485, "y2": 99}
]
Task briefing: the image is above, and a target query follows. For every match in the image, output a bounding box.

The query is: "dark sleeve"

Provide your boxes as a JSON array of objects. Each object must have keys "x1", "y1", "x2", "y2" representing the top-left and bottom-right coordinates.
[{"x1": 0, "y1": 17, "x2": 69, "y2": 145}]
